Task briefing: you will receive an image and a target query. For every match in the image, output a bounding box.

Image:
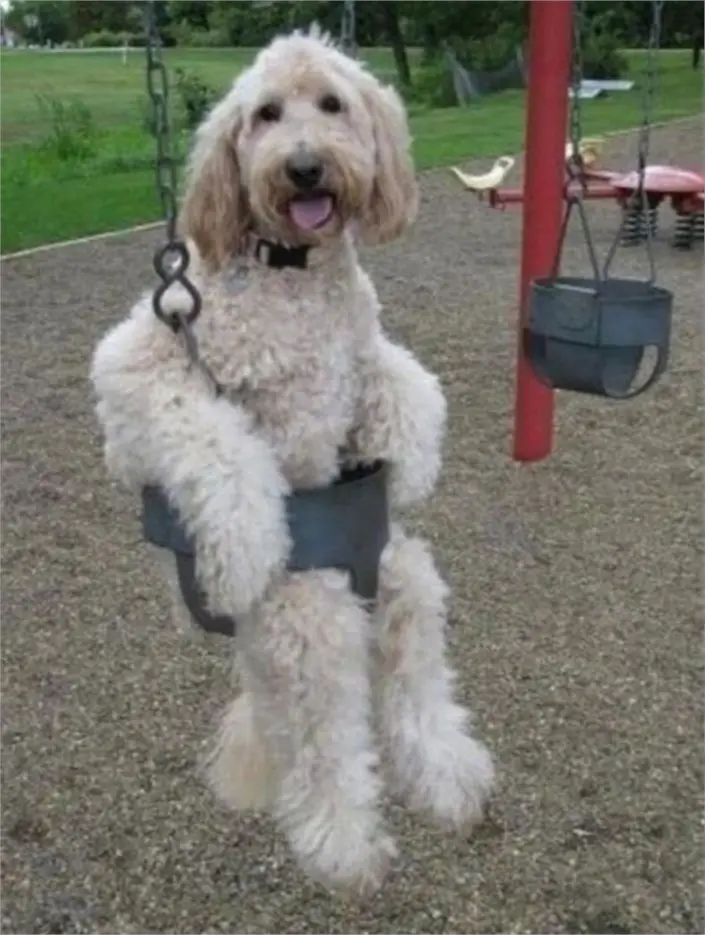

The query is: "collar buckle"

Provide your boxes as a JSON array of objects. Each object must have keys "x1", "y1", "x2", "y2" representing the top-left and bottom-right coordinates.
[{"x1": 254, "y1": 238, "x2": 310, "y2": 270}]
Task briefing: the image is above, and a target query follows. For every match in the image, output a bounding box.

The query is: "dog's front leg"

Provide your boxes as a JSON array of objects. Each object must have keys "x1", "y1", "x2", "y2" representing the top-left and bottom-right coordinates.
[
  {"x1": 209, "y1": 569, "x2": 396, "y2": 896},
  {"x1": 351, "y1": 330, "x2": 446, "y2": 508},
  {"x1": 376, "y1": 525, "x2": 495, "y2": 830},
  {"x1": 91, "y1": 316, "x2": 291, "y2": 619}
]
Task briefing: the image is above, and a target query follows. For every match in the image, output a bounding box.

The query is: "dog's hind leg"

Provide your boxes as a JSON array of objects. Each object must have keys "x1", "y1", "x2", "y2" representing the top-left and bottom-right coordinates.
[
  {"x1": 202, "y1": 682, "x2": 278, "y2": 812},
  {"x1": 375, "y1": 525, "x2": 495, "y2": 831},
  {"x1": 209, "y1": 569, "x2": 396, "y2": 895}
]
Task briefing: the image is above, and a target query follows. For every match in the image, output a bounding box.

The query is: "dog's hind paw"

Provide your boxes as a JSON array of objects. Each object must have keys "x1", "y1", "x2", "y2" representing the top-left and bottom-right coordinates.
[
  {"x1": 300, "y1": 825, "x2": 397, "y2": 897},
  {"x1": 201, "y1": 693, "x2": 278, "y2": 812},
  {"x1": 283, "y1": 802, "x2": 397, "y2": 896},
  {"x1": 405, "y1": 731, "x2": 495, "y2": 833}
]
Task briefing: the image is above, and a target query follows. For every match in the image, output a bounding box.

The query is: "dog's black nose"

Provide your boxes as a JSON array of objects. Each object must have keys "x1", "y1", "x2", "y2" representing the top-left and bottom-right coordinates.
[{"x1": 286, "y1": 152, "x2": 323, "y2": 190}]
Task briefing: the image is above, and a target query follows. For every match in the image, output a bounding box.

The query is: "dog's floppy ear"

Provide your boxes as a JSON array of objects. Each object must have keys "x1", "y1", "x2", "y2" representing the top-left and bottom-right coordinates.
[
  {"x1": 359, "y1": 80, "x2": 419, "y2": 245},
  {"x1": 179, "y1": 95, "x2": 251, "y2": 272}
]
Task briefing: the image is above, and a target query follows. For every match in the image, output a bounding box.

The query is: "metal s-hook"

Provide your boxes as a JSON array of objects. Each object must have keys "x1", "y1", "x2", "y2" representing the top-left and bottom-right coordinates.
[{"x1": 144, "y1": 1, "x2": 221, "y2": 396}]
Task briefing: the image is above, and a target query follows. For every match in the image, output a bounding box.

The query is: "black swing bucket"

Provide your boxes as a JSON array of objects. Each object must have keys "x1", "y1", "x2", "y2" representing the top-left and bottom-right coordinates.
[
  {"x1": 525, "y1": 276, "x2": 673, "y2": 398},
  {"x1": 141, "y1": 461, "x2": 390, "y2": 637}
]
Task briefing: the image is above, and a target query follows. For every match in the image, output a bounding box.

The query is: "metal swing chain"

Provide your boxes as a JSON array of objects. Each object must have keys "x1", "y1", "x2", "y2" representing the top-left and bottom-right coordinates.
[
  {"x1": 340, "y1": 0, "x2": 357, "y2": 57},
  {"x1": 568, "y1": 0, "x2": 587, "y2": 186},
  {"x1": 555, "y1": 0, "x2": 665, "y2": 286},
  {"x1": 603, "y1": 0, "x2": 664, "y2": 281},
  {"x1": 551, "y1": 0, "x2": 603, "y2": 282},
  {"x1": 144, "y1": 1, "x2": 221, "y2": 394}
]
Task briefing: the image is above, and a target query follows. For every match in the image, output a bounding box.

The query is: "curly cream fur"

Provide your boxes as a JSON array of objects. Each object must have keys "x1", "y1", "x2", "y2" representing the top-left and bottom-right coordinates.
[{"x1": 90, "y1": 28, "x2": 493, "y2": 896}]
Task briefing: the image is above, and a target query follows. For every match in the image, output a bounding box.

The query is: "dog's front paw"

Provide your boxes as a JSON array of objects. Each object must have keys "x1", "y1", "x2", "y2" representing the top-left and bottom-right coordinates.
[{"x1": 288, "y1": 810, "x2": 397, "y2": 897}]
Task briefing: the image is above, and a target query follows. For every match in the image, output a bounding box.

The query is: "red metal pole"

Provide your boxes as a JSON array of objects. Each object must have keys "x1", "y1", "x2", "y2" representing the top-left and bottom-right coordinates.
[{"x1": 512, "y1": 0, "x2": 574, "y2": 462}]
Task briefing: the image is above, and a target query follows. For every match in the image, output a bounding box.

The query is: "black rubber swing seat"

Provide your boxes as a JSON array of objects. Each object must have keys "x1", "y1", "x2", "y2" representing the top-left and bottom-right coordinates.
[
  {"x1": 525, "y1": 276, "x2": 673, "y2": 398},
  {"x1": 141, "y1": 460, "x2": 390, "y2": 637}
]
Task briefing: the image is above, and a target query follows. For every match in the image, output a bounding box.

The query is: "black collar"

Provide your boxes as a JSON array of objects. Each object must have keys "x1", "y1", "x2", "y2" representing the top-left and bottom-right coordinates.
[{"x1": 254, "y1": 238, "x2": 310, "y2": 270}]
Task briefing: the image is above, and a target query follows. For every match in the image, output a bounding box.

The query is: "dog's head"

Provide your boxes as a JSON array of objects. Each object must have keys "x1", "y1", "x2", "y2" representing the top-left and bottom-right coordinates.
[{"x1": 179, "y1": 27, "x2": 419, "y2": 271}]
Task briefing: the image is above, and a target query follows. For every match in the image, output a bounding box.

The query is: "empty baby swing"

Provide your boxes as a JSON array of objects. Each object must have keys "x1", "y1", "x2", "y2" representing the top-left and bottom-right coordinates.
[{"x1": 523, "y1": 0, "x2": 673, "y2": 399}]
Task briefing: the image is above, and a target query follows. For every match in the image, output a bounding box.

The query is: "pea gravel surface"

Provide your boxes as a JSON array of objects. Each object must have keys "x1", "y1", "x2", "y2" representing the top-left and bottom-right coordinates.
[{"x1": 2, "y1": 120, "x2": 702, "y2": 935}]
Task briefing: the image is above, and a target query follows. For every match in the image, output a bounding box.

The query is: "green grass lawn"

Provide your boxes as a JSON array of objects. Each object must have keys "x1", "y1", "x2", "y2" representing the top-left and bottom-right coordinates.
[
  {"x1": 1, "y1": 47, "x2": 702, "y2": 254},
  {"x1": 0, "y1": 46, "x2": 415, "y2": 144}
]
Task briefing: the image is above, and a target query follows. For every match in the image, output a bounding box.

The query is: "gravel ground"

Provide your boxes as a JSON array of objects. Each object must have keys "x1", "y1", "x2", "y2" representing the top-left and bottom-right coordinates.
[{"x1": 2, "y1": 120, "x2": 703, "y2": 935}]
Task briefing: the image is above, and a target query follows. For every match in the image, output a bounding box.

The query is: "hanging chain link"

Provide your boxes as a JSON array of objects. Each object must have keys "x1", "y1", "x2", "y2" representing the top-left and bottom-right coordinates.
[
  {"x1": 636, "y1": 0, "x2": 663, "y2": 182},
  {"x1": 145, "y1": 11, "x2": 177, "y2": 247},
  {"x1": 340, "y1": 0, "x2": 357, "y2": 57},
  {"x1": 568, "y1": 0, "x2": 587, "y2": 185},
  {"x1": 551, "y1": 0, "x2": 603, "y2": 281},
  {"x1": 145, "y1": 1, "x2": 221, "y2": 394}
]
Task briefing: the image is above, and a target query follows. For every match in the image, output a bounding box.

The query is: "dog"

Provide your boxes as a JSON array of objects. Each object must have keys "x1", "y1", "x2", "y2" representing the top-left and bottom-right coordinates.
[{"x1": 90, "y1": 26, "x2": 494, "y2": 895}]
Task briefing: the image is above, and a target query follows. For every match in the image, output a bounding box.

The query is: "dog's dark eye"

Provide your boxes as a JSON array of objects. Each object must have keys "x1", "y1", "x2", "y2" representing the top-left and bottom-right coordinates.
[
  {"x1": 256, "y1": 101, "x2": 282, "y2": 123},
  {"x1": 319, "y1": 93, "x2": 343, "y2": 115}
]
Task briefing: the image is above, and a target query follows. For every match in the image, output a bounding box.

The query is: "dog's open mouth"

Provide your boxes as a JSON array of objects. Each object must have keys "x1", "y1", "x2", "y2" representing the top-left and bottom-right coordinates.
[{"x1": 288, "y1": 192, "x2": 335, "y2": 232}]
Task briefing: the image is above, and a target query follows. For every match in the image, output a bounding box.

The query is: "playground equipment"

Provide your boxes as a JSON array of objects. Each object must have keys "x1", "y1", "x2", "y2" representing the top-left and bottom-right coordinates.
[
  {"x1": 454, "y1": 151, "x2": 705, "y2": 251},
  {"x1": 451, "y1": 138, "x2": 604, "y2": 194},
  {"x1": 451, "y1": 156, "x2": 516, "y2": 193},
  {"x1": 454, "y1": 0, "x2": 681, "y2": 461},
  {"x1": 524, "y1": 174, "x2": 673, "y2": 400},
  {"x1": 585, "y1": 164, "x2": 705, "y2": 248}
]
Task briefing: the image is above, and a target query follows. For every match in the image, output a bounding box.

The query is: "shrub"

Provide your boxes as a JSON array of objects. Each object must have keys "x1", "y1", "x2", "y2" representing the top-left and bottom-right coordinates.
[
  {"x1": 35, "y1": 95, "x2": 96, "y2": 162},
  {"x1": 82, "y1": 29, "x2": 129, "y2": 48},
  {"x1": 448, "y1": 25, "x2": 522, "y2": 73},
  {"x1": 81, "y1": 29, "x2": 145, "y2": 48},
  {"x1": 406, "y1": 56, "x2": 458, "y2": 109},
  {"x1": 168, "y1": 20, "x2": 229, "y2": 48},
  {"x1": 173, "y1": 68, "x2": 219, "y2": 130},
  {"x1": 581, "y1": 35, "x2": 627, "y2": 80},
  {"x1": 581, "y1": 14, "x2": 628, "y2": 79}
]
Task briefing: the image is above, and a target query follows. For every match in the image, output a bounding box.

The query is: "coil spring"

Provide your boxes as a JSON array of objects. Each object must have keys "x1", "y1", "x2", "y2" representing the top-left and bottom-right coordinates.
[{"x1": 621, "y1": 204, "x2": 658, "y2": 246}]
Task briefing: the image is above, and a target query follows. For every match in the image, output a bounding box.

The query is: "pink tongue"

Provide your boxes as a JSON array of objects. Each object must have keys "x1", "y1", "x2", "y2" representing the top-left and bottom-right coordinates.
[{"x1": 289, "y1": 196, "x2": 333, "y2": 231}]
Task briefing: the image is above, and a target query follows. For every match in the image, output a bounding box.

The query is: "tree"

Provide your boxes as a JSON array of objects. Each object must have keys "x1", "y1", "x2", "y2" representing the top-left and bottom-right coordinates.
[
  {"x1": 688, "y1": 1, "x2": 703, "y2": 67},
  {"x1": 63, "y1": 1, "x2": 126, "y2": 40},
  {"x1": 379, "y1": 2, "x2": 410, "y2": 86},
  {"x1": 400, "y1": 1, "x2": 525, "y2": 57},
  {"x1": 4, "y1": 0, "x2": 70, "y2": 44},
  {"x1": 167, "y1": 0, "x2": 213, "y2": 30}
]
